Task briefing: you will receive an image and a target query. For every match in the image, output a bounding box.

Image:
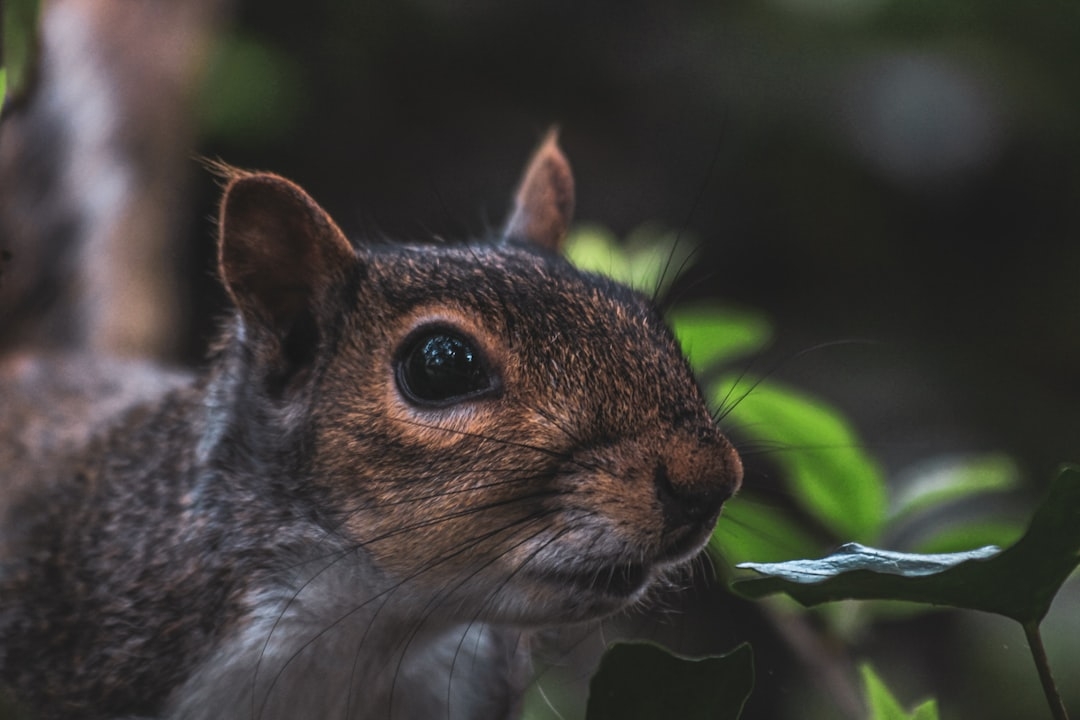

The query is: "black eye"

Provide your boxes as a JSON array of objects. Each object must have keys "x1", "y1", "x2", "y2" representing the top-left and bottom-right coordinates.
[{"x1": 396, "y1": 330, "x2": 495, "y2": 405}]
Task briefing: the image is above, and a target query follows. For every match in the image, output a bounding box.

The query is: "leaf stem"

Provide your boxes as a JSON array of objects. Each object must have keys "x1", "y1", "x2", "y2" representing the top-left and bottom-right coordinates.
[{"x1": 1023, "y1": 620, "x2": 1069, "y2": 720}]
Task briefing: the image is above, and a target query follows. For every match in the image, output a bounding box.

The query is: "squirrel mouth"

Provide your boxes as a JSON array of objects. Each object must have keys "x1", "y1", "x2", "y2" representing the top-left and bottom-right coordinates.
[
  {"x1": 535, "y1": 526, "x2": 718, "y2": 602},
  {"x1": 548, "y1": 562, "x2": 651, "y2": 599},
  {"x1": 658, "y1": 520, "x2": 718, "y2": 565}
]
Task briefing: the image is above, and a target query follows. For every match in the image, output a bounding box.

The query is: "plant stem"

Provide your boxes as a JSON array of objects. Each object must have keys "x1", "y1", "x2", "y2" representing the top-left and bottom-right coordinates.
[
  {"x1": 1023, "y1": 620, "x2": 1069, "y2": 720},
  {"x1": 765, "y1": 604, "x2": 863, "y2": 720}
]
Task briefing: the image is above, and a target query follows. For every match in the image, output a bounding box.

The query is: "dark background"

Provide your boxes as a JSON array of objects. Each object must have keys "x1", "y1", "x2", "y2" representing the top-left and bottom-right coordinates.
[{"x1": 182, "y1": 1, "x2": 1080, "y2": 717}]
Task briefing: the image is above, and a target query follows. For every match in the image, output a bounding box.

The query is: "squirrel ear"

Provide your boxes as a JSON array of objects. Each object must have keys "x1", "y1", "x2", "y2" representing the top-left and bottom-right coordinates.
[
  {"x1": 503, "y1": 129, "x2": 575, "y2": 252},
  {"x1": 218, "y1": 172, "x2": 355, "y2": 337}
]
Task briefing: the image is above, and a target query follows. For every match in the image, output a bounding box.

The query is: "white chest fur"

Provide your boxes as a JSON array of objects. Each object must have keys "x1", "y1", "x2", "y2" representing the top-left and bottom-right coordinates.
[{"x1": 163, "y1": 568, "x2": 529, "y2": 720}]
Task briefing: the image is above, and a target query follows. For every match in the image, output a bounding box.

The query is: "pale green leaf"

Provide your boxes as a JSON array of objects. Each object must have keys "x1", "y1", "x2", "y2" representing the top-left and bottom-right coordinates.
[
  {"x1": 912, "y1": 518, "x2": 1025, "y2": 555},
  {"x1": 892, "y1": 453, "x2": 1020, "y2": 520},
  {"x1": 2, "y1": 0, "x2": 40, "y2": 101},
  {"x1": 862, "y1": 664, "x2": 940, "y2": 720},
  {"x1": 564, "y1": 226, "x2": 633, "y2": 286},
  {"x1": 715, "y1": 377, "x2": 887, "y2": 542},
  {"x1": 564, "y1": 223, "x2": 696, "y2": 296},
  {"x1": 670, "y1": 305, "x2": 772, "y2": 371},
  {"x1": 710, "y1": 494, "x2": 822, "y2": 566}
]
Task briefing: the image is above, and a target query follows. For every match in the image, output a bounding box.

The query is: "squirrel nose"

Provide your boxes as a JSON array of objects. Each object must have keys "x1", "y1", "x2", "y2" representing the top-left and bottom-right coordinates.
[
  {"x1": 653, "y1": 441, "x2": 742, "y2": 537},
  {"x1": 654, "y1": 462, "x2": 727, "y2": 532}
]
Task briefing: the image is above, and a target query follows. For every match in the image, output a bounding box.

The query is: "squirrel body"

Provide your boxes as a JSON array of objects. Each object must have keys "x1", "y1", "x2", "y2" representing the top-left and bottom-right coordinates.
[
  {"x1": 0, "y1": 136, "x2": 742, "y2": 718},
  {"x1": 1, "y1": 351, "x2": 524, "y2": 720}
]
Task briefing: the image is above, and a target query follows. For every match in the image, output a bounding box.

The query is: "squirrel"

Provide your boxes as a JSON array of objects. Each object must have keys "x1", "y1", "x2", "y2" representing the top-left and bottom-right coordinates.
[
  {"x1": 0, "y1": 8, "x2": 742, "y2": 720},
  {"x1": 0, "y1": 135, "x2": 743, "y2": 719}
]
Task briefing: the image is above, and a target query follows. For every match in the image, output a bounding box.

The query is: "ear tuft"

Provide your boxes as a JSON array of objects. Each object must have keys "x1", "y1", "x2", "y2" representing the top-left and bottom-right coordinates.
[
  {"x1": 503, "y1": 129, "x2": 575, "y2": 252},
  {"x1": 218, "y1": 173, "x2": 355, "y2": 335}
]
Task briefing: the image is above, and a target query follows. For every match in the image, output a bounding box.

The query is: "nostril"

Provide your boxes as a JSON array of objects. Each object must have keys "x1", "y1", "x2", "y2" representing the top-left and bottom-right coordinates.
[{"x1": 654, "y1": 462, "x2": 732, "y2": 531}]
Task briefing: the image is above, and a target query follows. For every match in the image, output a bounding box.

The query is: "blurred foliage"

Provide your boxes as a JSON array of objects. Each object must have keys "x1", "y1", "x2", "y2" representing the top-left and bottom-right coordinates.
[
  {"x1": 736, "y1": 466, "x2": 1080, "y2": 624},
  {"x1": 669, "y1": 306, "x2": 773, "y2": 374},
  {"x1": 197, "y1": 32, "x2": 304, "y2": 146},
  {"x1": 914, "y1": 519, "x2": 1022, "y2": 555},
  {"x1": 714, "y1": 376, "x2": 887, "y2": 543},
  {"x1": 890, "y1": 454, "x2": 1020, "y2": 521},
  {"x1": 710, "y1": 496, "x2": 823, "y2": 566},
  {"x1": 736, "y1": 466, "x2": 1080, "y2": 717},
  {"x1": 564, "y1": 225, "x2": 696, "y2": 300},
  {"x1": 563, "y1": 224, "x2": 1068, "y2": 719},
  {"x1": 861, "y1": 665, "x2": 939, "y2": 720},
  {"x1": 895, "y1": 455, "x2": 1027, "y2": 555},
  {"x1": 1, "y1": 0, "x2": 38, "y2": 104}
]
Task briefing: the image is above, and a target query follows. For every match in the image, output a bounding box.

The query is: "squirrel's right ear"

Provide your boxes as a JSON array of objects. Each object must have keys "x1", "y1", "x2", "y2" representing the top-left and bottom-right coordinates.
[
  {"x1": 217, "y1": 172, "x2": 355, "y2": 342},
  {"x1": 503, "y1": 130, "x2": 575, "y2": 252}
]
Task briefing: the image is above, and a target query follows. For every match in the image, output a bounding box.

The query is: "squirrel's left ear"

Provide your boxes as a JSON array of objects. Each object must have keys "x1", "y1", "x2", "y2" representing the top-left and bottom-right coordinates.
[
  {"x1": 218, "y1": 172, "x2": 355, "y2": 332},
  {"x1": 503, "y1": 129, "x2": 575, "y2": 252}
]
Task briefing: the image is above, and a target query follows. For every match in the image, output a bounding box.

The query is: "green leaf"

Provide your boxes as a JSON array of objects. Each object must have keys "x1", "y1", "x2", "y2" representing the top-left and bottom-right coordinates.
[
  {"x1": 912, "y1": 518, "x2": 1025, "y2": 555},
  {"x1": 586, "y1": 642, "x2": 753, "y2": 720},
  {"x1": 670, "y1": 305, "x2": 772, "y2": 371},
  {"x1": 709, "y1": 494, "x2": 822, "y2": 566},
  {"x1": 891, "y1": 453, "x2": 1020, "y2": 520},
  {"x1": 715, "y1": 377, "x2": 887, "y2": 542},
  {"x1": 732, "y1": 465, "x2": 1080, "y2": 623},
  {"x1": 0, "y1": 69, "x2": 6, "y2": 108},
  {"x1": 2, "y1": 0, "x2": 40, "y2": 101},
  {"x1": 565, "y1": 226, "x2": 633, "y2": 285},
  {"x1": 197, "y1": 33, "x2": 303, "y2": 145},
  {"x1": 519, "y1": 675, "x2": 579, "y2": 720},
  {"x1": 862, "y1": 664, "x2": 939, "y2": 720},
  {"x1": 564, "y1": 224, "x2": 695, "y2": 297}
]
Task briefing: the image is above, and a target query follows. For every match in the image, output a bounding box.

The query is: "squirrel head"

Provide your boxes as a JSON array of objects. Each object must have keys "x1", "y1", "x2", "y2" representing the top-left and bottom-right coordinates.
[{"x1": 213, "y1": 132, "x2": 742, "y2": 624}]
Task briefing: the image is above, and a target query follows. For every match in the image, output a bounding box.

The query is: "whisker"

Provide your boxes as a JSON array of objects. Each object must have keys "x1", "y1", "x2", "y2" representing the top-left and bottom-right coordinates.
[
  {"x1": 719, "y1": 511, "x2": 817, "y2": 558},
  {"x1": 532, "y1": 406, "x2": 589, "y2": 449},
  {"x1": 251, "y1": 543, "x2": 358, "y2": 720},
  {"x1": 531, "y1": 680, "x2": 569, "y2": 720},
  {"x1": 660, "y1": 249, "x2": 716, "y2": 311},
  {"x1": 257, "y1": 508, "x2": 560, "y2": 717},
  {"x1": 440, "y1": 527, "x2": 578, "y2": 718},
  {"x1": 348, "y1": 489, "x2": 566, "y2": 548},
  {"x1": 656, "y1": 243, "x2": 707, "y2": 313},
  {"x1": 654, "y1": 123, "x2": 727, "y2": 308},
  {"x1": 386, "y1": 413, "x2": 578, "y2": 463},
  {"x1": 367, "y1": 410, "x2": 606, "y2": 476},
  {"x1": 332, "y1": 471, "x2": 566, "y2": 517},
  {"x1": 714, "y1": 339, "x2": 879, "y2": 422},
  {"x1": 384, "y1": 516, "x2": 563, "y2": 718},
  {"x1": 737, "y1": 441, "x2": 874, "y2": 458}
]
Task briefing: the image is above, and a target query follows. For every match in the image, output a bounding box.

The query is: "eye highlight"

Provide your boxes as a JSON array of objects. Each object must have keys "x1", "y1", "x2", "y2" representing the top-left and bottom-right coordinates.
[{"x1": 396, "y1": 329, "x2": 496, "y2": 405}]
